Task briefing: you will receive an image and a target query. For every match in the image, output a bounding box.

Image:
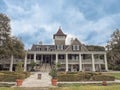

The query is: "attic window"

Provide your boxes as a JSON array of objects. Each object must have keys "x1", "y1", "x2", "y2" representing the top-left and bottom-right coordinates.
[
  {"x1": 73, "y1": 45, "x2": 80, "y2": 51},
  {"x1": 56, "y1": 45, "x2": 63, "y2": 50},
  {"x1": 39, "y1": 48, "x2": 41, "y2": 51},
  {"x1": 45, "y1": 48, "x2": 47, "y2": 51}
]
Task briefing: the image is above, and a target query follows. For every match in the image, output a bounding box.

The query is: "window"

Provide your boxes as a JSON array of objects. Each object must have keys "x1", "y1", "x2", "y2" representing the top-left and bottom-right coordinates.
[
  {"x1": 58, "y1": 54, "x2": 65, "y2": 59},
  {"x1": 39, "y1": 48, "x2": 41, "y2": 51},
  {"x1": 72, "y1": 45, "x2": 80, "y2": 51},
  {"x1": 45, "y1": 48, "x2": 47, "y2": 51},
  {"x1": 76, "y1": 45, "x2": 79, "y2": 50},
  {"x1": 57, "y1": 45, "x2": 63, "y2": 50},
  {"x1": 73, "y1": 45, "x2": 76, "y2": 50}
]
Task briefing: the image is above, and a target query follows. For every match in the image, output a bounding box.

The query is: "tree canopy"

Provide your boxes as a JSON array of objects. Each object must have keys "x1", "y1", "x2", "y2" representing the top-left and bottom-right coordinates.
[
  {"x1": 106, "y1": 29, "x2": 120, "y2": 70},
  {"x1": 0, "y1": 13, "x2": 25, "y2": 60}
]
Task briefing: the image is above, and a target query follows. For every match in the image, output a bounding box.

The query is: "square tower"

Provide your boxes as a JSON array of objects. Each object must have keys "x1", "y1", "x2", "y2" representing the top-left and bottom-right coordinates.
[{"x1": 53, "y1": 27, "x2": 67, "y2": 45}]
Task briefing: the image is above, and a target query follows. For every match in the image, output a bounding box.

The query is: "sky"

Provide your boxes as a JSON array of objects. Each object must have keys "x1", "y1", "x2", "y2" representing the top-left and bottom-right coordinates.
[{"x1": 0, "y1": 0, "x2": 120, "y2": 49}]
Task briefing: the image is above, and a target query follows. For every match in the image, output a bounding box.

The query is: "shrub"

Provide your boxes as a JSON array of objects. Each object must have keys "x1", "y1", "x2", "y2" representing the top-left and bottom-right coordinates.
[
  {"x1": 57, "y1": 72, "x2": 66, "y2": 75},
  {"x1": 58, "y1": 74, "x2": 80, "y2": 81},
  {"x1": 2, "y1": 74, "x2": 18, "y2": 82},
  {"x1": 23, "y1": 72, "x2": 31, "y2": 78},
  {"x1": 49, "y1": 67, "x2": 57, "y2": 79},
  {"x1": 0, "y1": 71, "x2": 30, "y2": 82},
  {"x1": 92, "y1": 75, "x2": 115, "y2": 81},
  {"x1": 67, "y1": 72, "x2": 78, "y2": 74},
  {"x1": 14, "y1": 72, "x2": 26, "y2": 80},
  {"x1": 57, "y1": 72, "x2": 115, "y2": 81}
]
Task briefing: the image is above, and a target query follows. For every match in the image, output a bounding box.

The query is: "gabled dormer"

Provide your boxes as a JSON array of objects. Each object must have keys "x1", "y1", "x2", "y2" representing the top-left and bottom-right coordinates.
[
  {"x1": 72, "y1": 39, "x2": 81, "y2": 51},
  {"x1": 65, "y1": 38, "x2": 88, "y2": 52}
]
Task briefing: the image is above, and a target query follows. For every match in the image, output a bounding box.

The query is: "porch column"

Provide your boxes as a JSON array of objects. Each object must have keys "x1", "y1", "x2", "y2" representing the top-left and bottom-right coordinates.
[
  {"x1": 71, "y1": 65, "x2": 74, "y2": 72},
  {"x1": 104, "y1": 53, "x2": 108, "y2": 71},
  {"x1": 79, "y1": 53, "x2": 82, "y2": 71},
  {"x1": 9, "y1": 55, "x2": 13, "y2": 72},
  {"x1": 51, "y1": 55, "x2": 52, "y2": 64},
  {"x1": 34, "y1": 53, "x2": 36, "y2": 63},
  {"x1": 41, "y1": 54, "x2": 43, "y2": 64},
  {"x1": 56, "y1": 53, "x2": 58, "y2": 64},
  {"x1": 99, "y1": 64, "x2": 101, "y2": 72},
  {"x1": 24, "y1": 53, "x2": 27, "y2": 72},
  {"x1": 66, "y1": 53, "x2": 68, "y2": 72},
  {"x1": 92, "y1": 54, "x2": 95, "y2": 72}
]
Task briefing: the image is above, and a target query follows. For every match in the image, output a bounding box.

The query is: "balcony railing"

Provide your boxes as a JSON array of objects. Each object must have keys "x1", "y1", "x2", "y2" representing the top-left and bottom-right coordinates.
[
  {"x1": 82, "y1": 59, "x2": 105, "y2": 64},
  {"x1": 82, "y1": 59, "x2": 92, "y2": 64},
  {"x1": 95, "y1": 59, "x2": 104, "y2": 64},
  {"x1": 58, "y1": 59, "x2": 79, "y2": 64}
]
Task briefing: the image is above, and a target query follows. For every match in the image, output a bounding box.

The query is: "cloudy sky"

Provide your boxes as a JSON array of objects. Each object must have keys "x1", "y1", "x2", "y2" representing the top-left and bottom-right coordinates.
[{"x1": 0, "y1": 0, "x2": 120, "y2": 49}]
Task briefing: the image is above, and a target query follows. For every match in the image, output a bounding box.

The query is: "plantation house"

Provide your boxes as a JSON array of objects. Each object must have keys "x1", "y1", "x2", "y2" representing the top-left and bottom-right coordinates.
[{"x1": 23, "y1": 28, "x2": 108, "y2": 72}]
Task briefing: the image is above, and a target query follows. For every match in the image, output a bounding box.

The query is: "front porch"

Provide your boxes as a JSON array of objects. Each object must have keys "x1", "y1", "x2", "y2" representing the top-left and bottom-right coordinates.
[{"x1": 23, "y1": 51, "x2": 108, "y2": 72}]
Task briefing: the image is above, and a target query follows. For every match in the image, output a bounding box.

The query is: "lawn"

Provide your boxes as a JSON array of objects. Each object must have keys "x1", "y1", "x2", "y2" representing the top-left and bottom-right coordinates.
[
  {"x1": 110, "y1": 73, "x2": 120, "y2": 80},
  {"x1": 103, "y1": 73, "x2": 120, "y2": 80},
  {"x1": 50, "y1": 85, "x2": 120, "y2": 90},
  {"x1": 0, "y1": 87, "x2": 23, "y2": 90},
  {"x1": 0, "y1": 87, "x2": 48, "y2": 90},
  {"x1": 0, "y1": 87, "x2": 13, "y2": 90},
  {"x1": 1, "y1": 85, "x2": 120, "y2": 90}
]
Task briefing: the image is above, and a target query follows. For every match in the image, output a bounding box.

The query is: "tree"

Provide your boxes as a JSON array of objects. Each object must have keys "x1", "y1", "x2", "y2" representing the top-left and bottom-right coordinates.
[
  {"x1": 106, "y1": 29, "x2": 120, "y2": 70},
  {"x1": 16, "y1": 62, "x2": 23, "y2": 72},
  {"x1": 0, "y1": 13, "x2": 11, "y2": 59},
  {"x1": 0, "y1": 13, "x2": 25, "y2": 58},
  {"x1": 11, "y1": 37, "x2": 25, "y2": 58},
  {"x1": 0, "y1": 13, "x2": 25, "y2": 70}
]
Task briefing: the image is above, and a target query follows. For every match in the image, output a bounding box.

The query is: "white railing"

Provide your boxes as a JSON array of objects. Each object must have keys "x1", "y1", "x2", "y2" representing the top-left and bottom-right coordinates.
[
  {"x1": 58, "y1": 59, "x2": 79, "y2": 64},
  {"x1": 82, "y1": 59, "x2": 105, "y2": 64},
  {"x1": 82, "y1": 59, "x2": 92, "y2": 64},
  {"x1": 95, "y1": 59, "x2": 104, "y2": 64}
]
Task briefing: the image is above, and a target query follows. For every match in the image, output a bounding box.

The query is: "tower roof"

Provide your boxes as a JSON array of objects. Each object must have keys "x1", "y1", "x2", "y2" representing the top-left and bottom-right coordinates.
[{"x1": 53, "y1": 27, "x2": 66, "y2": 39}]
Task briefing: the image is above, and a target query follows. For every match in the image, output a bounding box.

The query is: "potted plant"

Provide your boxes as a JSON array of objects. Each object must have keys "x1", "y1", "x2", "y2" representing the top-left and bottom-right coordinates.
[
  {"x1": 16, "y1": 75, "x2": 24, "y2": 86},
  {"x1": 15, "y1": 62, "x2": 24, "y2": 86},
  {"x1": 49, "y1": 67, "x2": 57, "y2": 86},
  {"x1": 102, "y1": 80, "x2": 107, "y2": 86}
]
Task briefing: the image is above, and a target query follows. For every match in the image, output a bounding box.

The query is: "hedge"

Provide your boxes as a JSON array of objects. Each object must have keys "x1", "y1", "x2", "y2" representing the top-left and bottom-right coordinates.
[
  {"x1": 58, "y1": 74, "x2": 80, "y2": 81},
  {"x1": 57, "y1": 72, "x2": 115, "y2": 81},
  {"x1": 92, "y1": 75, "x2": 115, "y2": 81},
  {"x1": 0, "y1": 71, "x2": 30, "y2": 82},
  {"x1": 57, "y1": 74, "x2": 91, "y2": 81}
]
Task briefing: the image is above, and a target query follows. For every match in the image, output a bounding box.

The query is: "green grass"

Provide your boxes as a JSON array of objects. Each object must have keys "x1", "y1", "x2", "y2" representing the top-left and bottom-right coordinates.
[
  {"x1": 103, "y1": 73, "x2": 120, "y2": 80},
  {"x1": 110, "y1": 73, "x2": 120, "y2": 80},
  {"x1": 1, "y1": 85, "x2": 120, "y2": 90},
  {"x1": 0, "y1": 87, "x2": 13, "y2": 90},
  {"x1": 0, "y1": 87, "x2": 49, "y2": 90},
  {"x1": 50, "y1": 85, "x2": 120, "y2": 90}
]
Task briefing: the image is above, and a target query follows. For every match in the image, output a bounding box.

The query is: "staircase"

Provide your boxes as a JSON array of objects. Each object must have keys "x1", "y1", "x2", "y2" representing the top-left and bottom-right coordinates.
[{"x1": 39, "y1": 63, "x2": 51, "y2": 72}]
